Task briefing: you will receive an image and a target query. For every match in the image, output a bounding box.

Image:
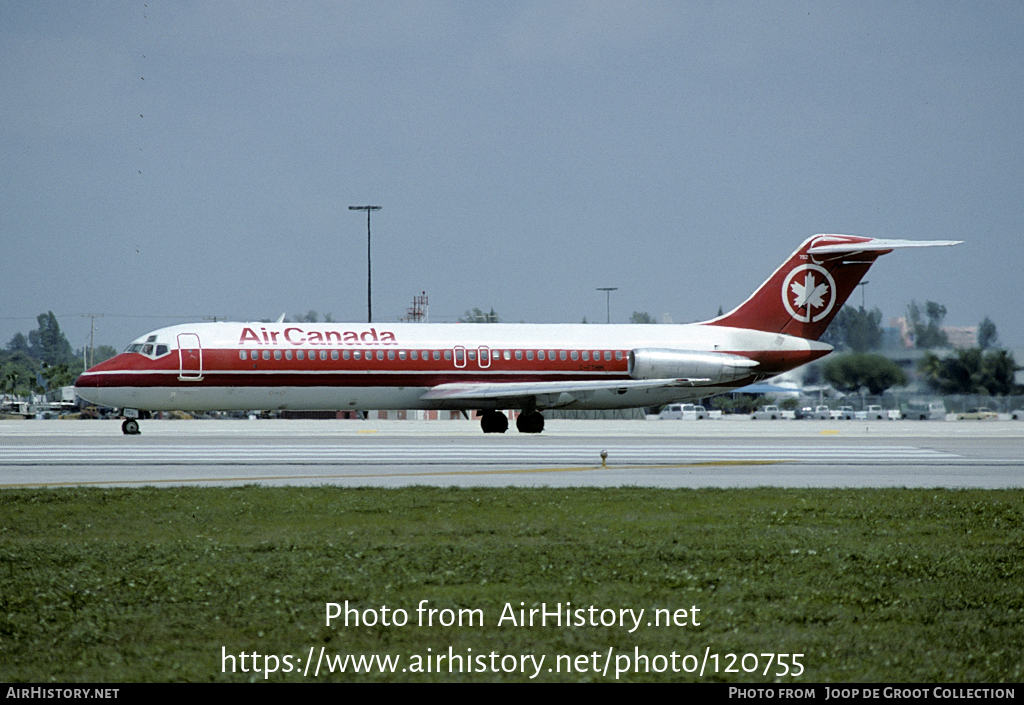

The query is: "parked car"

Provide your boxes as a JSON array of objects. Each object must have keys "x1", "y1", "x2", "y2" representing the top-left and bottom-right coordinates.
[
  {"x1": 835, "y1": 406, "x2": 856, "y2": 420},
  {"x1": 659, "y1": 403, "x2": 708, "y2": 420},
  {"x1": 813, "y1": 405, "x2": 832, "y2": 420},
  {"x1": 957, "y1": 407, "x2": 998, "y2": 420},
  {"x1": 855, "y1": 405, "x2": 891, "y2": 420}
]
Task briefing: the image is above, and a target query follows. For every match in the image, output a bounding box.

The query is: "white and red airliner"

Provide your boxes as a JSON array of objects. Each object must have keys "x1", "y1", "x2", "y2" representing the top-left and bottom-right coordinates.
[{"x1": 76, "y1": 234, "x2": 958, "y2": 434}]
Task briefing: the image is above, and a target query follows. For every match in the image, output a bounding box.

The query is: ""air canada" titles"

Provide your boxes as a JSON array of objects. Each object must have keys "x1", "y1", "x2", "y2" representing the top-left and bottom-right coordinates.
[{"x1": 238, "y1": 326, "x2": 398, "y2": 346}]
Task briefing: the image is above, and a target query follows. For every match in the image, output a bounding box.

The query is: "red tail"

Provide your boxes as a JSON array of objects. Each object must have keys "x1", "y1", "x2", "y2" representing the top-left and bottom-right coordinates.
[{"x1": 705, "y1": 234, "x2": 885, "y2": 340}]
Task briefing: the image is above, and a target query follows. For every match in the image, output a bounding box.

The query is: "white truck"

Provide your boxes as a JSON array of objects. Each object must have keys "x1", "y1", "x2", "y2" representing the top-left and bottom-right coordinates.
[
  {"x1": 751, "y1": 405, "x2": 794, "y2": 420},
  {"x1": 659, "y1": 403, "x2": 709, "y2": 420}
]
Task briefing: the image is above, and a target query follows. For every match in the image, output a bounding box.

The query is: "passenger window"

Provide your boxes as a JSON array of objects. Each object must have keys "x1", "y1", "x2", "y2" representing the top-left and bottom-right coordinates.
[
  {"x1": 559, "y1": 351, "x2": 567, "y2": 361},
  {"x1": 604, "y1": 351, "x2": 612, "y2": 361},
  {"x1": 320, "y1": 351, "x2": 327, "y2": 361},
  {"x1": 297, "y1": 350, "x2": 305, "y2": 360},
  {"x1": 262, "y1": 351, "x2": 270, "y2": 361},
  {"x1": 239, "y1": 351, "x2": 246, "y2": 360},
  {"x1": 275, "y1": 350, "x2": 282, "y2": 360},
  {"x1": 331, "y1": 350, "x2": 339, "y2": 360}
]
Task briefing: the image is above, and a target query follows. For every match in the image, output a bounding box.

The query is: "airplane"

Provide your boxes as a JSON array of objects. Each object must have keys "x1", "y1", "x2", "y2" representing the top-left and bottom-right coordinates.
[{"x1": 75, "y1": 234, "x2": 959, "y2": 435}]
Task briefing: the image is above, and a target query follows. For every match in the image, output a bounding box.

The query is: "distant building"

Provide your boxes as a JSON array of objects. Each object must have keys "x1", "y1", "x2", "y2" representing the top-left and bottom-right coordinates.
[{"x1": 890, "y1": 317, "x2": 977, "y2": 349}]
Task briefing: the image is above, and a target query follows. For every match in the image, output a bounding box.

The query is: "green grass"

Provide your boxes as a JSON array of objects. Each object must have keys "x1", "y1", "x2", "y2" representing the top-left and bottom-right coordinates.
[{"x1": 1, "y1": 486, "x2": 1022, "y2": 682}]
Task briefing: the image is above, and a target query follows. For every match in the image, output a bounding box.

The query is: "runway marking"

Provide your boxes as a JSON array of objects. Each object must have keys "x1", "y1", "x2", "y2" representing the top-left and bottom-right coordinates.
[
  {"x1": 0, "y1": 460, "x2": 788, "y2": 489},
  {"x1": 0, "y1": 443, "x2": 956, "y2": 467}
]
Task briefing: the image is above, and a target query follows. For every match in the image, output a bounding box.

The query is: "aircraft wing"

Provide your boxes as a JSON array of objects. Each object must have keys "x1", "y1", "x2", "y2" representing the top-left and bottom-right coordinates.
[{"x1": 420, "y1": 377, "x2": 710, "y2": 409}]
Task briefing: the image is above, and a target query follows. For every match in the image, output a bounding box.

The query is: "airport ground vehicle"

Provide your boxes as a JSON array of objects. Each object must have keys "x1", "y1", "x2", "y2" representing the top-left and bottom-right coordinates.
[
  {"x1": 957, "y1": 407, "x2": 998, "y2": 420},
  {"x1": 902, "y1": 401, "x2": 946, "y2": 420},
  {"x1": 751, "y1": 405, "x2": 794, "y2": 420},
  {"x1": 855, "y1": 405, "x2": 893, "y2": 420},
  {"x1": 659, "y1": 403, "x2": 708, "y2": 420}
]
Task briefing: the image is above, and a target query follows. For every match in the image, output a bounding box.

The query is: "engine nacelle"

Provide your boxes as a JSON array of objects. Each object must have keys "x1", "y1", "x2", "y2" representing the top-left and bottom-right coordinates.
[{"x1": 628, "y1": 348, "x2": 758, "y2": 383}]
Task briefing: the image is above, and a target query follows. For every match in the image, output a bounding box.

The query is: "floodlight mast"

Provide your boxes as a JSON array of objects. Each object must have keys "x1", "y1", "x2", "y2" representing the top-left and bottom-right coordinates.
[
  {"x1": 597, "y1": 287, "x2": 618, "y2": 324},
  {"x1": 349, "y1": 205, "x2": 381, "y2": 323}
]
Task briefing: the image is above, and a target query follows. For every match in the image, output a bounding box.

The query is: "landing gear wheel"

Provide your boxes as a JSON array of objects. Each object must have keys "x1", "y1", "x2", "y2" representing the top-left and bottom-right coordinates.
[
  {"x1": 122, "y1": 419, "x2": 140, "y2": 435},
  {"x1": 516, "y1": 411, "x2": 545, "y2": 434},
  {"x1": 480, "y1": 410, "x2": 508, "y2": 434}
]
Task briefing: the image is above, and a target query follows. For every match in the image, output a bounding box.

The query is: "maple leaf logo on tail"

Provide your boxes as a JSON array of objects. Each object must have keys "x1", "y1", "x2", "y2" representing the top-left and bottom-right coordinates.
[
  {"x1": 782, "y1": 264, "x2": 837, "y2": 323},
  {"x1": 791, "y1": 272, "x2": 829, "y2": 310}
]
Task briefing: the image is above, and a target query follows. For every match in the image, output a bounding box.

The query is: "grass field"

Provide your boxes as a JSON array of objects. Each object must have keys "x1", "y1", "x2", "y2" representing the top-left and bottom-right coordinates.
[{"x1": 1, "y1": 485, "x2": 1022, "y2": 682}]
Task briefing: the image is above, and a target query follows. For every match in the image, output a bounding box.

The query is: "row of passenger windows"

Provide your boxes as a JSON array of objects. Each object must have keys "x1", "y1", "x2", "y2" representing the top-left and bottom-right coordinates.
[{"x1": 238, "y1": 349, "x2": 625, "y2": 363}]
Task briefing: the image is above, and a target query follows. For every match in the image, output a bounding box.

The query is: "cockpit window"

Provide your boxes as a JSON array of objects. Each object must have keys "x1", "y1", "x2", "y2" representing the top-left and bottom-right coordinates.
[{"x1": 126, "y1": 339, "x2": 172, "y2": 359}]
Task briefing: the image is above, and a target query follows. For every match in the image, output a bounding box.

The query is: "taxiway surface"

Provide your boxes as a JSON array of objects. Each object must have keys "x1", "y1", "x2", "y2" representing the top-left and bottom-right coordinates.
[{"x1": 2, "y1": 418, "x2": 1022, "y2": 489}]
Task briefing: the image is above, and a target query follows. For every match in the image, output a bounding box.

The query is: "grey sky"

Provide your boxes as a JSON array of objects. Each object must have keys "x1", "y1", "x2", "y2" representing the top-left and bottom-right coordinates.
[{"x1": 3, "y1": 2, "x2": 1021, "y2": 354}]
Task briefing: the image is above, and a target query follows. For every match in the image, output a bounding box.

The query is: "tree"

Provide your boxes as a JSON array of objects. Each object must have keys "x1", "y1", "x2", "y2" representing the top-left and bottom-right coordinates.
[
  {"x1": 6, "y1": 332, "x2": 31, "y2": 354},
  {"x1": 91, "y1": 345, "x2": 118, "y2": 365},
  {"x1": 978, "y1": 316, "x2": 999, "y2": 350},
  {"x1": 919, "y1": 348, "x2": 1019, "y2": 396},
  {"x1": 28, "y1": 312, "x2": 75, "y2": 366},
  {"x1": 823, "y1": 354, "x2": 907, "y2": 396},
  {"x1": 907, "y1": 300, "x2": 949, "y2": 349},
  {"x1": 629, "y1": 311, "x2": 656, "y2": 324},
  {"x1": 459, "y1": 308, "x2": 499, "y2": 323},
  {"x1": 1, "y1": 351, "x2": 38, "y2": 397},
  {"x1": 821, "y1": 305, "x2": 884, "y2": 352}
]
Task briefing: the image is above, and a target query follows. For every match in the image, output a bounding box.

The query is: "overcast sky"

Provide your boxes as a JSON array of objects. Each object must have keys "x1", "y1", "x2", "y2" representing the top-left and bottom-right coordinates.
[{"x1": 3, "y1": 1, "x2": 1022, "y2": 355}]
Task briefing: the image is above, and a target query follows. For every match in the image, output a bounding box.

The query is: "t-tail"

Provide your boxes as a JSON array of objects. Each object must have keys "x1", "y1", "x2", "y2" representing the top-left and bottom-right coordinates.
[{"x1": 704, "y1": 234, "x2": 962, "y2": 341}]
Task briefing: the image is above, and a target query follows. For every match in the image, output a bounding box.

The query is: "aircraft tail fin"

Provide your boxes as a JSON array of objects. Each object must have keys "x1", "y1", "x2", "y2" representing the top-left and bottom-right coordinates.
[{"x1": 704, "y1": 234, "x2": 961, "y2": 341}]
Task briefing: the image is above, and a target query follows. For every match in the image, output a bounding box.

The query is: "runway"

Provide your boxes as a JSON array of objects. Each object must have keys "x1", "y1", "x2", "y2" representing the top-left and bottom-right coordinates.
[{"x1": 1, "y1": 418, "x2": 1022, "y2": 489}]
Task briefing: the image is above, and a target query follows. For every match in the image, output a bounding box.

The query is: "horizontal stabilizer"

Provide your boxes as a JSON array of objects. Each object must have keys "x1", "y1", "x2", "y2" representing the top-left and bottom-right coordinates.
[{"x1": 808, "y1": 237, "x2": 962, "y2": 256}]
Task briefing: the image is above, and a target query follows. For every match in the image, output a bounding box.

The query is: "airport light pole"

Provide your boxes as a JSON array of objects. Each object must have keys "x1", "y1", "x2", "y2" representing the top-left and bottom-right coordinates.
[
  {"x1": 597, "y1": 287, "x2": 618, "y2": 324},
  {"x1": 349, "y1": 205, "x2": 381, "y2": 323}
]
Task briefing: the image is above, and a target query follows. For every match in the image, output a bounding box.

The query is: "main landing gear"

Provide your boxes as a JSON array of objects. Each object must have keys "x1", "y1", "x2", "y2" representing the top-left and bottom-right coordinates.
[{"x1": 478, "y1": 410, "x2": 545, "y2": 434}]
